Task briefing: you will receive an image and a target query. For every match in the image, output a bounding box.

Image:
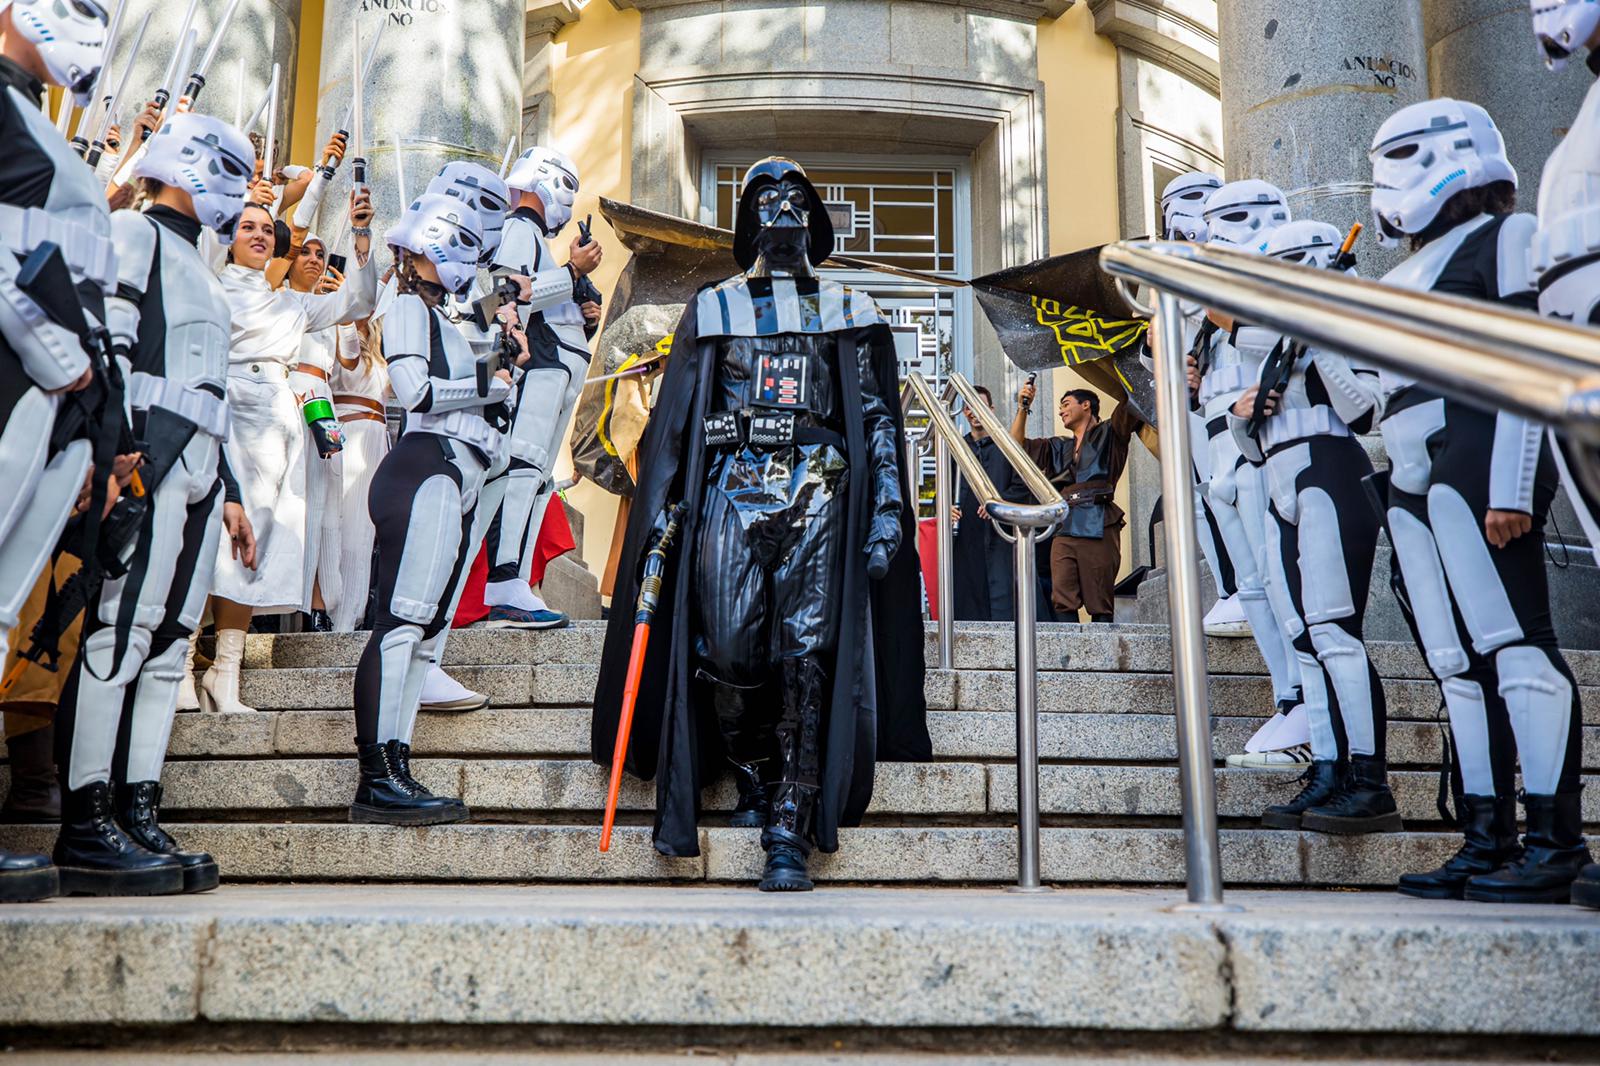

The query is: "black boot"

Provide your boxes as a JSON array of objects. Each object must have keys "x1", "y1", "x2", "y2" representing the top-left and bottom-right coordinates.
[
  {"x1": 1398, "y1": 793, "x2": 1520, "y2": 900},
  {"x1": 728, "y1": 759, "x2": 770, "y2": 829},
  {"x1": 53, "y1": 781, "x2": 183, "y2": 896},
  {"x1": 758, "y1": 658, "x2": 825, "y2": 893},
  {"x1": 1261, "y1": 759, "x2": 1342, "y2": 830},
  {"x1": 702, "y1": 672, "x2": 771, "y2": 828},
  {"x1": 0, "y1": 849, "x2": 57, "y2": 902},
  {"x1": 1572, "y1": 863, "x2": 1600, "y2": 910},
  {"x1": 1301, "y1": 755, "x2": 1404, "y2": 835},
  {"x1": 2, "y1": 724, "x2": 59, "y2": 821},
  {"x1": 115, "y1": 782, "x2": 219, "y2": 894},
  {"x1": 760, "y1": 824, "x2": 815, "y2": 892},
  {"x1": 1465, "y1": 791, "x2": 1592, "y2": 904},
  {"x1": 350, "y1": 740, "x2": 469, "y2": 826}
]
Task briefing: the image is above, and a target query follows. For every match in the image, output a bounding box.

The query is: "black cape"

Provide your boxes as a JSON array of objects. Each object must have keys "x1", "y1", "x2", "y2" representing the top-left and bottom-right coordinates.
[{"x1": 590, "y1": 276, "x2": 931, "y2": 857}]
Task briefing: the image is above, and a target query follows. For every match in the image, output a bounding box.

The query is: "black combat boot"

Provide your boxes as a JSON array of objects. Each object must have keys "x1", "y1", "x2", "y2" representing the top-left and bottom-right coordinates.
[
  {"x1": 759, "y1": 657, "x2": 825, "y2": 893},
  {"x1": 2, "y1": 724, "x2": 59, "y2": 821},
  {"x1": 0, "y1": 849, "x2": 57, "y2": 902},
  {"x1": 1465, "y1": 791, "x2": 1592, "y2": 904},
  {"x1": 53, "y1": 780, "x2": 183, "y2": 896},
  {"x1": 115, "y1": 782, "x2": 220, "y2": 893},
  {"x1": 1572, "y1": 862, "x2": 1600, "y2": 909},
  {"x1": 1301, "y1": 755, "x2": 1404, "y2": 834},
  {"x1": 349, "y1": 740, "x2": 469, "y2": 826},
  {"x1": 1260, "y1": 759, "x2": 1342, "y2": 830},
  {"x1": 1398, "y1": 793, "x2": 1520, "y2": 900}
]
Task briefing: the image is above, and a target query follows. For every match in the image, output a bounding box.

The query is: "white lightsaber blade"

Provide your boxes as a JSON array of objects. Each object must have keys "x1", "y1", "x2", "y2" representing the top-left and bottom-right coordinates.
[
  {"x1": 262, "y1": 63, "x2": 281, "y2": 178},
  {"x1": 154, "y1": 0, "x2": 202, "y2": 109},
  {"x1": 337, "y1": 17, "x2": 385, "y2": 137},
  {"x1": 393, "y1": 135, "x2": 408, "y2": 207},
  {"x1": 499, "y1": 137, "x2": 517, "y2": 179},
  {"x1": 233, "y1": 55, "x2": 246, "y2": 128},
  {"x1": 182, "y1": 0, "x2": 244, "y2": 103},
  {"x1": 85, "y1": 10, "x2": 152, "y2": 165},
  {"x1": 83, "y1": 0, "x2": 128, "y2": 118}
]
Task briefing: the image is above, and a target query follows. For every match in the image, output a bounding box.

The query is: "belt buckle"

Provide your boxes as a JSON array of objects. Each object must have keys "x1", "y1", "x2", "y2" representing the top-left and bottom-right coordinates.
[
  {"x1": 703, "y1": 410, "x2": 741, "y2": 447},
  {"x1": 748, "y1": 411, "x2": 795, "y2": 447}
]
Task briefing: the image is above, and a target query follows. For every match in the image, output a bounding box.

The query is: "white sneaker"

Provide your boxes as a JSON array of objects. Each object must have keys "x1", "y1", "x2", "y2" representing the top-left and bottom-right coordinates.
[
  {"x1": 1202, "y1": 595, "x2": 1252, "y2": 637},
  {"x1": 484, "y1": 579, "x2": 550, "y2": 613},
  {"x1": 1246, "y1": 702, "x2": 1311, "y2": 753},
  {"x1": 1226, "y1": 744, "x2": 1313, "y2": 768},
  {"x1": 420, "y1": 664, "x2": 488, "y2": 712}
]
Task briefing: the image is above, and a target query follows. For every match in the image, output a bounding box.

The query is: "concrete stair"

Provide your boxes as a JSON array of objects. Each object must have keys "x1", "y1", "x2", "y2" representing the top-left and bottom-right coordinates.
[
  {"x1": 2, "y1": 621, "x2": 1598, "y2": 1050},
  {"x1": 2, "y1": 621, "x2": 1594, "y2": 888}
]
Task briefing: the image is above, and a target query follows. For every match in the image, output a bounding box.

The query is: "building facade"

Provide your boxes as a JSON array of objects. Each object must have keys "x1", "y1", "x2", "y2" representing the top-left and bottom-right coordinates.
[{"x1": 98, "y1": 0, "x2": 1583, "y2": 588}]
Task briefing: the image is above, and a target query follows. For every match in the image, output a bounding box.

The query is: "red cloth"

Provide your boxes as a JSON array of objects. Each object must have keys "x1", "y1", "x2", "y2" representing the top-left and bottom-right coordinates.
[
  {"x1": 918, "y1": 516, "x2": 939, "y2": 622},
  {"x1": 453, "y1": 497, "x2": 579, "y2": 628}
]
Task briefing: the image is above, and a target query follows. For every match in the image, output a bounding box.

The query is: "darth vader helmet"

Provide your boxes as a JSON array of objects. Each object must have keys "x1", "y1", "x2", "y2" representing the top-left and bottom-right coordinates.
[{"x1": 732, "y1": 156, "x2": 834, "y2": 270}]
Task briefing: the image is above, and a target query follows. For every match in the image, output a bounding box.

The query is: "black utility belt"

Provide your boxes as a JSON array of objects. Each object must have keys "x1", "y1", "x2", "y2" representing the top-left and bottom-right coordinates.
[{"x1": 704, "y1": 409, "x2": 844, "y2": 450}]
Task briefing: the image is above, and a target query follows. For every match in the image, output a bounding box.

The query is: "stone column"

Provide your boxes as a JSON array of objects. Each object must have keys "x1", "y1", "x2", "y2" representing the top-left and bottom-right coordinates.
[
  {"x1": 310, "y1": 0, "x2": 526, "y2": 244},
  {"x1": 1217, "y1": 0, "x2": 1427, "y2": 238},
  {"x1": 1424, "y1": 0, "x2": 1590, "y2": 211},
  {"x1": 98, "y1": 0, "x2": 300, "y2": 146}
]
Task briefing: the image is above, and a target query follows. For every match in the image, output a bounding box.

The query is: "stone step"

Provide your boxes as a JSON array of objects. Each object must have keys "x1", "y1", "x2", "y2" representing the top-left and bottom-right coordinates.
[
  {"x1": 0, "y1": 821, "x2": 1516, "y2": 887},
  {"x1": 10, "y1": 757, "x2": 1587, "y2": 826},
  {"x1": 1, "y1": 885, "x2": 1595, "y2": 1037},
  {"x1": 235, "y1": 623, "x2": 1600, "y2": 685},
  {"x1": 13, "y1": 705, "x2": 1590, "y2": 770},
  {"x1": 233, "y1": 661, "x2": 1600, "y2": 726}
]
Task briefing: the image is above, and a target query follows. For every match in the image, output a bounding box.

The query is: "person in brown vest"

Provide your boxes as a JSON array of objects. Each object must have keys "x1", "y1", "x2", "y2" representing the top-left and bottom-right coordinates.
[{"x1": 1010, "y1": 381, "x2": 1143, "y2": 622}]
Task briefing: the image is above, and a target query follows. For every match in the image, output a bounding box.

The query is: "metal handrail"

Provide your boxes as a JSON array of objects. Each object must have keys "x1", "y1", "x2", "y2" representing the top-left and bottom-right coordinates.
[
  {"x1": 902, "y1": 370, "x2": 1067, "y2": 893},
  {"x1": 1097, "y1": 237, "x2": 1600, "y2": 913},
  {"x1": 945, "y1": 374, "x2": 1060, "y2": 506}
]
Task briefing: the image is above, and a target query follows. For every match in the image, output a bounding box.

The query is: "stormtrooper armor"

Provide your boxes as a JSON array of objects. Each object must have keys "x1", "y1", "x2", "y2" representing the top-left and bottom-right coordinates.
[
  {"x1": 1231, "y1": 220, "x2": 1393, "y2": 829},
  {"x1": 0, "y1": 20, "x2": 112, "y2": 902},
  {"x1": 475, "y1": 147, "x2": 592, "y2": 626},
  {"x1": 350, "y1": 195, "x2": 508, "y2": 826},
  {"x1": 1192, "y1": 184, "x2": 1304, "y2": 742},
  {"x1": 52, "y1": 113, "x2": 254, "y2": 898},
  {"x1": 1530, "y1": 1, "x2": 1600, "y2": 909},
  {"x1": 1373, "y1": 100, "x2": 1589, "y2": 899}
]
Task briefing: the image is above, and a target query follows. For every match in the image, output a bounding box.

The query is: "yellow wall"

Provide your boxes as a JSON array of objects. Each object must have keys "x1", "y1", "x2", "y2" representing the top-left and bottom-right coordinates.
[
  {"x1": 1036, "y1": 7, "x2": 1135, "y2": 596},
  {"x1": 548, "y1": 1, "x2": 641, "y2": 579},
  {"x1": 290, "y1": 0, "x2": 324, "y2": 167}
]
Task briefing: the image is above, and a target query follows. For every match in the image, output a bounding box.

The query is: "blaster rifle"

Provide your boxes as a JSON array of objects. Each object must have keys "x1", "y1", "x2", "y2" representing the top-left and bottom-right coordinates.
[
  {"x1": 2, "y1": 244, "x2": 148, "y2": 683},
  {"x1": 1245, "y1": 223, "x2": 1362, "y2": 440}
]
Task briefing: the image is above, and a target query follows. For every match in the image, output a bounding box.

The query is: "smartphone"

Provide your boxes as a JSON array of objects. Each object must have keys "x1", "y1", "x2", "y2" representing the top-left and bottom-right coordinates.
[{"x1": 325, "y1": 253, "x2": 348, "y2": 276}]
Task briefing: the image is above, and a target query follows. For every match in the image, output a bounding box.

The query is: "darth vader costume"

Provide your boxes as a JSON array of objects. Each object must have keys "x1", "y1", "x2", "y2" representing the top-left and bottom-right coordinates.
[{"x1": 590, "y1": 158, "x2": 929, "y2": 891}]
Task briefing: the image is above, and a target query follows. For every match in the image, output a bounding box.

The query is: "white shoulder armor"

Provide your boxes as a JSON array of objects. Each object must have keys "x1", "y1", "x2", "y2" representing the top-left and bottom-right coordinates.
[
  {"x1": 105, "y1": 210, "x2": 156, "y2": 352},
  {"x1": 1496, "y1": 213, "x2": 1537, "y2": 300},
  {"x1": 382, "y1": 294, "x2": 433, "y2": 363},
  {"x1": 494, "y1": 214, "x2": 542, "y2": 276}
]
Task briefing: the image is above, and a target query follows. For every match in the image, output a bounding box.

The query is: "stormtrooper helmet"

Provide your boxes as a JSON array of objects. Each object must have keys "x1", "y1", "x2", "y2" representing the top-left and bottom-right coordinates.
[
  {"x1": 1265, "y1": 220, "x2": 1344, "y2": 269},
  {"x1": 1161, "y1": 171, "x2": 1223, "y2": 242},
  {"x1": 5, "y1": 0, "x2": 108, "y2": 105},
  {"x1": 427, "y1": 162, "x2": 511, "y2": 259},
  {"x1": 1368, "y1": 97, "x2": 1516, "y2": 248},
  {"x1": 132, "y1": 113, "x2": 255, "y2": 237},
  {"x1": 1531, "y1": 0, "x2": 1600, "y2": 70},
  {"x1": 504, "y1": 146, "x2": 579, "y2": 234},
  {"x1": 386, "y1": 192, "x2": 484, "y2": 297},
  {"x1": 1203, "y1": 179, "x2": 1292, "y2": 251}
]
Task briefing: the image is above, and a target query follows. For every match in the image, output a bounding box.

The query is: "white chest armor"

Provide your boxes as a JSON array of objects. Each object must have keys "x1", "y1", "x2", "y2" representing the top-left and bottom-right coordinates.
[
  {"x1": 0, "y1": 87, "x2": 116, "y2": 296},
  {"x1": 1535, "y1": 76, "x2": 1600, "y2": 324},
  {"x1": 1197, "y1": 329, "x2": 1256, "y2": 414},
  {"x1": 1256, "y1": 348, "x2": 1353, "y2": 453},
  {"x1": 496, "y1": 214, "x2": 587, "y2": 348},
  {"x1": 110, "y1": 212, "x2": 232, "y2": 439}
]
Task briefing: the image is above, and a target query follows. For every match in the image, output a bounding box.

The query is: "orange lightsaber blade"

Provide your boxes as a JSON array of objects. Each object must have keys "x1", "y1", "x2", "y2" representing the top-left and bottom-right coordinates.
[{"x1": 599, "y1": 622, "x2": 651, "y2": 852}]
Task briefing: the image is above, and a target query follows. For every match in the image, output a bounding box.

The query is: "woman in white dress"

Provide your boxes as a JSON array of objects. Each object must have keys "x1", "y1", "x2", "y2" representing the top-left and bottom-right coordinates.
[{"x1": 205, "y1": 191, "x2": 378, "y2": 713}]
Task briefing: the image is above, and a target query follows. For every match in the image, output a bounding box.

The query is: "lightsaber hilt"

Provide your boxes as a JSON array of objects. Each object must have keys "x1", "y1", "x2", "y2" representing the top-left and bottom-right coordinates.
[
  {"x1": 351, "y1": 157, "x2": 367, "y2": 189},
  {"x1": 180, "y1": 74, "x2": 205, "y2": 107}
]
